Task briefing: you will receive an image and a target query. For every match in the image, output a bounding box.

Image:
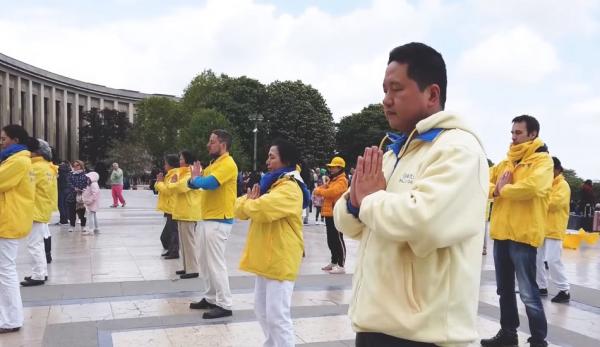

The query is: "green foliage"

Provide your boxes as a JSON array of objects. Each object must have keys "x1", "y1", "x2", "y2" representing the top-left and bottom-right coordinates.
[
  {"x1": 79, "y1": 108, "x2": 131, "y2": 164},
  {"x1": 106, "y1": 138, "x2": 154, "y2": 178},
  {"x1": 264, "y1": 80, "x2": 336, "y2": 168},
  {"x1": 335, "y1": 104, "x2": 390, "y2": 168},
  {"x1": 133, "y1": 97, "x2": 186, "y2": 163},
  {"x1": 177, "y1": 108, "x2": 250, "y2": 168},
  {"x1": 563, "y1": 168, "x2": 584, "y2": 200}
]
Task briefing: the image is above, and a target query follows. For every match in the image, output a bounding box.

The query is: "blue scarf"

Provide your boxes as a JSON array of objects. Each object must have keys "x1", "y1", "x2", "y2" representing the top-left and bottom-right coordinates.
[
  {"x1": 386, "y1": 128, "x2": 444, "y2": 156},
  {"x1": 259, "y1": 166, "x2": 311, "y2": 209},
  {"x1": 0, "y1": 144, "x2": 27, "y2": 162}
]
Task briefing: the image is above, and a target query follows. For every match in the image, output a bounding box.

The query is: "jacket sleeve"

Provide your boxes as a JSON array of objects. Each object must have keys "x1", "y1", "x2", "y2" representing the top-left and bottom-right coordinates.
[
  {"x1": 154, "y1": 181, "x2": 170, "y2": 195},
  {"x1": 0, "y1": 159, "x2": 29, "y2": 193},
  {"x1": 167, "y1": 171, "x2": 191, "y2": 193},
  {"x1": 315, "y1": 178, "x2": 348, "y2": 199},
  {"x1": 489, "y1": 165, "x2": 499, "y2": 198},
  {"x1": 333, "y1": 191, "x2": 365, "y2": 240},
  {"x1": 500, "y1": 157, "x2": 553, "y2": 200},
  {"x1": 234, "y1": 195, "x2": 250, "y2": 220},
  {"x1": 236, "y1": 180, "x2": 302, "y2": 223},
  {"x1": 358, "y1": 145, "x2": 488, "y2": 257},
  {"x1": 548, "y1": 181, "x2": 570, "y2": 213}
]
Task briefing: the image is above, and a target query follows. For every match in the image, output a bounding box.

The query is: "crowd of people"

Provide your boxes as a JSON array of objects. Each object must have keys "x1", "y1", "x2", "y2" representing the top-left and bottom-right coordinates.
[{"x1": 0, "y1": 41, "x2": 595, "y2": 347}]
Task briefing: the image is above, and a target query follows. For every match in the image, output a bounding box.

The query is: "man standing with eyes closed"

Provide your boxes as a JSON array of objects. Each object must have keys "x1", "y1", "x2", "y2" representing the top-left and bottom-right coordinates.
[{"x1": 333, "y1": 42, "x2": 488, "y2": 346}]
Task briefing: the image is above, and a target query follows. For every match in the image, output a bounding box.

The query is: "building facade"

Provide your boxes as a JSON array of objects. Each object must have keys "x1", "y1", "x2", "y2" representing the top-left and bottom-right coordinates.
[{"x1": 0, "y1": 52, "x2": 173, "y2": 161}]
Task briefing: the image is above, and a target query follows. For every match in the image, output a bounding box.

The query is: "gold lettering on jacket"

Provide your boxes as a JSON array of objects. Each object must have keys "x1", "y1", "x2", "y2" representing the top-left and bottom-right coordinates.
[{"x1": 399, "y1": 173, "x2": 415, "y2": 184}]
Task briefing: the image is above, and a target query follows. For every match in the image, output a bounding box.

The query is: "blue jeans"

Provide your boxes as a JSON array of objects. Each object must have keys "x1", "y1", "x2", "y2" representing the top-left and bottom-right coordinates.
[{"x1": 493, "y1": 240, "x2": 547, "y2": 343}]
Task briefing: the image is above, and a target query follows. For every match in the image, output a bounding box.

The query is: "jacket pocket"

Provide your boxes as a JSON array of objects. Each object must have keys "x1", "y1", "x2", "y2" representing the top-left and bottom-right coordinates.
[{"x1": 404, "y1": 261, "x2": 421, "y2": 312}]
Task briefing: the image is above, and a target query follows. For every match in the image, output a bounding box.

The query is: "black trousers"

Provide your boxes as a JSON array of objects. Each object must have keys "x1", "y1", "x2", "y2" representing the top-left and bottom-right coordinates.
[
  {"x1": 163, "y1": 214, "x2": 179, "y2": 256},
  {"x1": 356, "y1": 333, "x2": 438, "y2": 347},
  {"x1": 67, "y1": 201, "x2": 86, "y2": 227},
  {"x1": 325, "y1": 216, "x2": 346, "y2": 267}
]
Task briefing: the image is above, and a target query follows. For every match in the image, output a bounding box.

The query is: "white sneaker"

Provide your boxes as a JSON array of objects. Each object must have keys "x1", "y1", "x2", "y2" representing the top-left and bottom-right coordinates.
[
  {"x1": 68, "y1": 227, "x2": 74, "y2": 232},
  {"x1": 82, "y1": 231, "x2": 94, "y2": 236},
  {"x1": 328, "y1": 265, "x2": 345, "y2": 274},
  {"x1": 321, "y1": 263, "x2": 334, "y2": 271}
]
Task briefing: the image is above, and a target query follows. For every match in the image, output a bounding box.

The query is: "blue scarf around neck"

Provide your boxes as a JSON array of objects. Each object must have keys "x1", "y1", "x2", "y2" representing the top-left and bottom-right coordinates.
[
  {"x1": 386, "y1": 128, "x2": 444, "y2": 156},
  {"x1": 259, "y1": 166, "x2": 311, "y2": 209},
  {"x1": 0, "y1": 144, "x2": 27, "y2": 162}
]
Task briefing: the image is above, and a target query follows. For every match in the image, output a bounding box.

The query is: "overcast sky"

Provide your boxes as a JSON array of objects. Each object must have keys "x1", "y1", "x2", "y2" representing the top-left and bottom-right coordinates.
[{"x1": 1, "y1": 0, "x2": 598, "y2": 178}]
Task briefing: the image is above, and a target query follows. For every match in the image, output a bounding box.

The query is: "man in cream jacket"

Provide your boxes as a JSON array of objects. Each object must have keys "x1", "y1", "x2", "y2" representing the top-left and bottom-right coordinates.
[{"x1": 333, "y1": 42, "x2": 488, "y2": 346}]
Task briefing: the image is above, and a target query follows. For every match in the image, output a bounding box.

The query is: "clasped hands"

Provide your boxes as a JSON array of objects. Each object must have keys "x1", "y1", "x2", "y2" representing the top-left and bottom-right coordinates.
[
  {"x1": 493, "y1": 171, "x2": 512, "y2": 197},
  {"x1": 350, "y1": 146, "x2": 387, "y2": 208}
]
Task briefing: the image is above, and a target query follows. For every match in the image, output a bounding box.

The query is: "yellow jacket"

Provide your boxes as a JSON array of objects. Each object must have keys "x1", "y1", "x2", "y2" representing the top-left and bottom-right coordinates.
[
  {"x1": 545, "y1": 174, "x2": 570, "y2": 240},
  {"x1": 489, "y1": 149, "x2": 553, "y2": 247},
  {"x1": 314, "y1": 173, "x2": 348, "y2": 217},
  {"x1": 0, "y1": 150, "x2": 35, "y2": 238},
  {"x1": 155, "y1": 168, "x2": 178, "y2": 214},
  {"x1": 31, "y1": 157, "x2": 56, "y2": 223},
  {"x1": 50, "y1": 164, "x2": 58, "y2": 212},
  {"x1": 169, "y1": 167, "x2": 202, "y2": 221},
  {"x1": 333, "y1": 111, "x2": 488, "y2": 346},
  {"x1": 235, "y1": 175, "x2": 304, "y2": 281}
]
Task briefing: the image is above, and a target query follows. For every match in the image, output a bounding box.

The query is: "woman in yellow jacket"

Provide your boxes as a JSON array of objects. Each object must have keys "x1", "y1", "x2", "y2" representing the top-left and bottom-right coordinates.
[
  {"x1": 0, "y1": 125, "x2": 35, "y2": 334},
  {"x1": 313, "y1": 156, "x2": 349, "y2": 274},
  {"x1": 235, "y1": 139, "x2": 309, "y2": 347},
  {"x1": 21, "y1": 138, "x2": 55, "y2": 287},
  {"x1": 155, "y1": 154, "x2": 180, "y2": 259}
]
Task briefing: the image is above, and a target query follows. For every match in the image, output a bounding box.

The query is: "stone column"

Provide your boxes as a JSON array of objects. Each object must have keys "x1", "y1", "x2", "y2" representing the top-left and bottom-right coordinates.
[
  {"x1": 72, "y1": 93, "x2": 80, "y2": 160},
  {"x1": 128, "y1": 102, "x2": 134, "y2": 123},
  {"x1": 0, "y1": 71, "x2": 9, "y2": 127},
  {"x1": 114, "y1": 99, "x2": 118, "y2": 111},
  {"x1": 49, "y1": 86, "x2": 56, "y2": 148},
  {"x1": 86, "y1": 95, "x2": 91, "y2": 111},
  {"x1": 25, "y1": 79, "x2": 33, "y2": 134},
  {"x1": 37, "y1": 83, "x2": 45, "y2": 139},
  {"x1": 100, "y1": 98, "x2": 104, "y2": 110},
  {"x1": 60, "y1": 89, "x2": 68, "y2": 161},
  {"x1": 15, "y1": 76, "x2": 21, "y2": 124}
]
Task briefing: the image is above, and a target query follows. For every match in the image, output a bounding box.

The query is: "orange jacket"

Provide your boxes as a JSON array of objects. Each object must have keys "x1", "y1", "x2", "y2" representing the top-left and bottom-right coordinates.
[{"x1": 314, "y1": 173, "x2": 348, "y2": 217}]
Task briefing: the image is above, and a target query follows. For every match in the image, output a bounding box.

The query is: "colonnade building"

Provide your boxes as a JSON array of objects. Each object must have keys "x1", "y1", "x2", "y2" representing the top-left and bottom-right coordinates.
[{"x1": 0, "y1": 52, "x2": 174, "y2": 161}]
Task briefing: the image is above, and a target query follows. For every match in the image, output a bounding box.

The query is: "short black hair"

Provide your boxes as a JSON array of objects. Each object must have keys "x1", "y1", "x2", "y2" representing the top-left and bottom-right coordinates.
[
  {"x1": 164, "y1": 154, "x2": 180, "y2": 168},
  {"x1": 179, "y1": 150, "x2": 195, "y2": 165},
  {"x1": 25, "y1": 137, "x2": 40, "y2": 152},
  {"x1": 512, "y1": 115, "x2": 540, "y2": 137},
  {"x1": 271, "y1": 138, "x2": 300, "y2": 168},
  {"x1": 388, "y1": 42, "x2": 447, "y2": 108},
  {"x1": 212, "y1": 129, "x2": 232, "y2": 151},
  {"x1": 552, "y1": 156, "x2": 563, "y2": 172},
  {"x1": 2, "y1": 124, "x2": 29, "y2": 144}
]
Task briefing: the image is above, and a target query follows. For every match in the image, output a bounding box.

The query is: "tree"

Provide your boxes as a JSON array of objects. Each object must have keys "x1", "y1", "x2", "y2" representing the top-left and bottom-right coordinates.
[
  {"x1": 563, "y1": 168, "x2": 584, "y2": 201},
  {"x1": 335, "y1": 104, "x2": 390, "y2": 168},
  {"x1": 264, "y1": 80, "x2": 336, "y2": 168},
  {"x1": 79, "y1": 108, "x2": 131, "y2": 165},
  {"x1": 106, "y1": 138, "x2": 154, "y2": 185},
  {"x1": 133, "y1": 97, "x2": 185, "y2": 163},
  {"x1": 177, "y1": 108, "x2": 250, "y2": 169},
  {"x1": 182, "y1": 71, "x2": 267, "y2": 169}
]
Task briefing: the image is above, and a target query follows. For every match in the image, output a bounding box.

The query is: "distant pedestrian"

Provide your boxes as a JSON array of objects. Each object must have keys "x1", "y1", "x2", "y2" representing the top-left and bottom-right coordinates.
[{"x1": 109, "y1": 162, "x2": 126, "y2": 207}]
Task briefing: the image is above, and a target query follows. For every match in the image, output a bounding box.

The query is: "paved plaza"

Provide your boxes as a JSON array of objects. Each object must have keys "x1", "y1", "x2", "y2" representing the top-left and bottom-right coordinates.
[{"x1": 2, "y1": 189, "x2": 600, "y2": 347}]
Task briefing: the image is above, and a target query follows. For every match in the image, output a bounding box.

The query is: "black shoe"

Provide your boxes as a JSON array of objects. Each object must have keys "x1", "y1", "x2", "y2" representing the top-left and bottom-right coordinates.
[
  {"x1": 527, "y1": 337, "x2": 548, "y2": 347},
  {"x1": 202, "y1": 306, "x2": 232, "y2": 319},
  {"x1": 20, "y1": 278, "x2": 45, "y2": 287},
  {"x1": 180, "y1": 273, "x2": 199, "y2": 279},
  {"x1": 481, "y1": 329, "x2": 518, "y2": 346},
  {"x1": 190, "y1": 298, "x2": 218, "y2": 310},
  {"x1": 161, "y1": 251, "x2": 169, "y2": 257},
  {"x1": 539, "y1": 288, "x2": 548, "y2": 297},
  {"x1": 175, "y1": 270, "x2": 186, "y2": 275},
  {"x1": 24, "y1": 276, "x2": 48, "y2": 281},
  {"x1": 0, "y1": 327, "x2": 20, "y2": 334},
  {"x1": 164, "y1": 254, "x2": 180, "y2": 260},
  {"x1": 551, "y1": 290, "x2": 570, "y2": 303},
  {"x1": 46, "y1": 254, "x2": 52, "y2": 263}
]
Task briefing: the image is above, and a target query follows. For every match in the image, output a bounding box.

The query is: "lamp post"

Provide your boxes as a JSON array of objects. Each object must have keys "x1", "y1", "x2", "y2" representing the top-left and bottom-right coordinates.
[{"x1": 249, "y1": 114, "x2": 263, "y2": 171}]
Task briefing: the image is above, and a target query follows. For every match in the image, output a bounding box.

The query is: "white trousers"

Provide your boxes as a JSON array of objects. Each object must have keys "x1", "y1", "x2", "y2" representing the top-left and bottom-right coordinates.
[
  {"x1": 536, "y1": 238, "x2": 570, "y2": 291},
  {"x1": 198, "y1": 221, "x2": 232, "y2": 309},
  {"x1": 0, "y1": 238, "x2": 23, "y2": 329},
  {"x1": 86, "y1": 210, "x2": 99, "y2": 231},
  {"x1": 27, "y1": 222, "x2": 48, "y2": 280},
  {"x1": 254, "y1": 276, "x2": 295, "y2": 347}
]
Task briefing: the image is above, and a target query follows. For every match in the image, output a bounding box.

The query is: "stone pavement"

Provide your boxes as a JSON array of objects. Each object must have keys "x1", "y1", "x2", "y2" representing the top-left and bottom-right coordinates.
[{"x1": 2, "y1": 189, "x2": 600, "y2": 347}]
